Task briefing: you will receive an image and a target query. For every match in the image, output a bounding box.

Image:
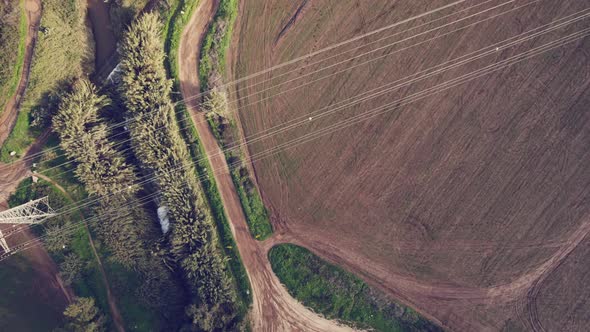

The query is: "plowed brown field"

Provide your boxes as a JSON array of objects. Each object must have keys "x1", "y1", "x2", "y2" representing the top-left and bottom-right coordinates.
[{"x1": 231, "y1": 0, "x2": 590, "y2": 330}]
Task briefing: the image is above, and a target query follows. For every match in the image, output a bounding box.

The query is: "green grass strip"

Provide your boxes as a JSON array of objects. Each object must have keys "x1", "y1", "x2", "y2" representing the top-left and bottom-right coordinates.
[
  {"x1": 0, "y1": 0, "x2": 27, "y2": 113},
  {"x1": 269, "y1": 244, "x2": 443, "y2": 332},
  {"x1": 201, "y1": 0, "x2": 274, "y2": 241}
]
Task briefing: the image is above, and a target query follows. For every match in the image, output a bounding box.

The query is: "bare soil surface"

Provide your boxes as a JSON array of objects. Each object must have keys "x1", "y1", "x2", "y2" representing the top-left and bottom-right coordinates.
[
  {"x1": 232, "y1": 0, "x2": 590, "y2": 331},
  {"x1": 178, "y1": 1, "x2": 355, "y2": 330},
  {"x1": 0, "y1": 226, "x2": 74, "y2": 303},
  {"x1": 0, "y1": 0, "x2": 41, "y2": 146}
]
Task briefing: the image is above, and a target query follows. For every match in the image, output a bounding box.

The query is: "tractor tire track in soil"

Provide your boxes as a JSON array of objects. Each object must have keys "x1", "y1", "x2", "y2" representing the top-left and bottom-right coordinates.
[
  {"x1": 0, "y1": 0, "x2": 42, "y2": 145},
  {"x1": 178, "y1": 1, "x2": 354, "y2": 330},
  {"x1": 232, "y1": 0, "x2": 590, "y2": 330}
]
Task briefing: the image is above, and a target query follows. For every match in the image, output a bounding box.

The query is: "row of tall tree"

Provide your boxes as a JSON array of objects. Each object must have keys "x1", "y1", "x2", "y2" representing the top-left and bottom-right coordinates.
[
  {"x1": 52, "y1": 79, "x2": 182, "y2": 311},
  {"x1": 117, "y1": 13, "x2": 240, "y2": 330}
]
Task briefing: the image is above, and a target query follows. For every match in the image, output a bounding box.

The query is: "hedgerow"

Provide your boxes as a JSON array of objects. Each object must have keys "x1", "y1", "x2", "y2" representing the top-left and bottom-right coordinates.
[
  {"x1": 52, "y1": 79, "x2": 182, "y2": 313},
  {"x1": 118, "y1": 13, "x2": 240, "y2": 329}
]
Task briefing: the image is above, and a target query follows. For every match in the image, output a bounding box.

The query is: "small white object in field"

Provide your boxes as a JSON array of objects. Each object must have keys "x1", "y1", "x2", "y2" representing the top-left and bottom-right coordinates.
[
  {"x1": 495, "y1": 47, "x2": 500, "y2": 51},
  {"x1": 9, "y1": 151, "x2": 16, "y2": 156},
  {"x1": 309, "y1": 117, "x2": 313, "y2": 121},
  {"x1": 157, "y1": 206, "x2": 170, "y2": 234},
  {"x1": 62, "y1": 244, "x2": 66, "y2": 249}
]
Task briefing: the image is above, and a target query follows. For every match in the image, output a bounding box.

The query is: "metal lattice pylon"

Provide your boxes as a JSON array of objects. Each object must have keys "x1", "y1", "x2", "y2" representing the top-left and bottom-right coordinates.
[
  {"x1": 0, "y1": 196, "x2": 56, "y2": 224},
  {"x1": 0, "y1": 229, "x2": 8, "y2": 253},
  {"x1": 0, "y1": 196, "x2": 56, "y2": 253}
]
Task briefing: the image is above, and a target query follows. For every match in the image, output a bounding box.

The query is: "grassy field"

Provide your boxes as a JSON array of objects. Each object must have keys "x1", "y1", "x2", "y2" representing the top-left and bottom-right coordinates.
[
  {"x1": 269, "y1": 244, "x2": 442, "y2": 332},
  {"x1": 0, "y1": 0, "x2": 91, "y2": 162},
  {"x1": 0, "y1": 0, "x2": 26, "y2": 113}
]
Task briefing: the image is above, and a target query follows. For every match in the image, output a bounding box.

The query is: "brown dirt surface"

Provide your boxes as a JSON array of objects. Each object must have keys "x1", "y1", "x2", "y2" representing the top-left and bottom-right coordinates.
[
  {"x1": 178, "y1": 0, "x2": 356, "y2": 330},
  {"x1": 231, "y1": 0, "x2": 590, "y2": 331},
  {"x1": 0, "y1": 225, "x2": 74, "y2": 303},
  {"x1": 0, "y1": 0, "x2": 41, "y2": 146}
]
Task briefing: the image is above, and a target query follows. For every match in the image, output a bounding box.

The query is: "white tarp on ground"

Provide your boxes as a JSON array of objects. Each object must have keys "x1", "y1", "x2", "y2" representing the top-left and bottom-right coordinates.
[{"x1": 157, "y1": 206, "x2": 170, "y2": 234}]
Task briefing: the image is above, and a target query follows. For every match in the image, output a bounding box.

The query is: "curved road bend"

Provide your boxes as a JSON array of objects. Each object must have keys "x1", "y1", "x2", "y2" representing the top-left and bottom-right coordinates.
[{"x1": 178, "y1": 1, "x2": 354, "y2": 330}]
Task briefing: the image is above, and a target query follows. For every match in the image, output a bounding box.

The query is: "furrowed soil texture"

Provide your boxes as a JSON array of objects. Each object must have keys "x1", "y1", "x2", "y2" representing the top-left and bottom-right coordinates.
[{"x1": 232, "y1": 0, "x2": 590, "y2": 330}]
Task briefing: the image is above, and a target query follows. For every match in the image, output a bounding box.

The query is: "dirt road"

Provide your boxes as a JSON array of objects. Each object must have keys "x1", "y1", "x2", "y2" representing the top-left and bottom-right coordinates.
[
  {"x1": 35, "y1": 173, "x2": 126, "y2": 332},
  {"x1": 0, "y1": 129, "x2": 50, "y2": 209},
  {"x1": 0, "y1": 0, "x2": 41, "y2": 146},
  {"x1": 178, "y1": 1, "x2": 354, "y2": 330}
]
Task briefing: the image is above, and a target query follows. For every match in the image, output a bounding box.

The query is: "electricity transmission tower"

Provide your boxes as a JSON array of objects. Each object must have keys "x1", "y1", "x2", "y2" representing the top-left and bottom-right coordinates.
[{"x1": 0, "y1": 196, "x2": 56, "y2": 253}]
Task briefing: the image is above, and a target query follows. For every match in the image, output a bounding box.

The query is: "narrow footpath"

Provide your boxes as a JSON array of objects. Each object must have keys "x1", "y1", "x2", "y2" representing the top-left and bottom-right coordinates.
[
  {"x1": 35, "y1": 173, "x2": 126, "y2": 332},
  {"x1": 0, "y1": 0, "x2": 41, "y2": 145},
  {"x1": 178, "y1": 1, "x2": 354, "y2": 330}
]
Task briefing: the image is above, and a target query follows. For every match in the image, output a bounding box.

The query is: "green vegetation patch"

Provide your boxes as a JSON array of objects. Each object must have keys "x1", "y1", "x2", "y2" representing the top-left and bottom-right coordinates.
[
  {"x1": 163, "y1": 0, "x2": 201, "y2": 82},
  {"x1": 0, "y1": 0, "x2": 92, "y2": 162},
  {"x1": 269, "y1": 244, "x2": 443, "y2": 332},
  {"x1": 200, "y1": 0, "x2": 274, "y2": 241},
  {"x1": 0, "y1": 0, "x2": 26, "y2": 112},
  {"x1": 231, "y1": 164, "x2": 273, "y2": 240},
  {"x1": 199, "y1": 0, "x2": 238, "y2": 88}
]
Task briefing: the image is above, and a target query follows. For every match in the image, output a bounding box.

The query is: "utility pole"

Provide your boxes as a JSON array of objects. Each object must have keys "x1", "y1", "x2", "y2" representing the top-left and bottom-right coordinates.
[{"x1": 0, "y1": 196, "x2": 55, "y2": 253}]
